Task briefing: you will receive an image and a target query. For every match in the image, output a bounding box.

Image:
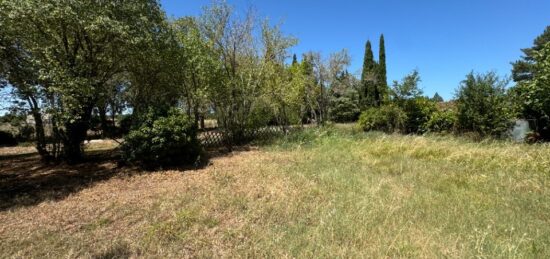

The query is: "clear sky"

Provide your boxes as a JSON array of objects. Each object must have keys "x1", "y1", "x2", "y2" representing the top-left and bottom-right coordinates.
[{"x1": 160, "y1": 0, "x2": 549, "y2": 100}]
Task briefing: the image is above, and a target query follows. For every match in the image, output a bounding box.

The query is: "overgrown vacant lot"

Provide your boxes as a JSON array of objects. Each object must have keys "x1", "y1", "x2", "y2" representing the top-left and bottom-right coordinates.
[{"x1": 1, "y1": 128, "x2": 549, "y2": 258}]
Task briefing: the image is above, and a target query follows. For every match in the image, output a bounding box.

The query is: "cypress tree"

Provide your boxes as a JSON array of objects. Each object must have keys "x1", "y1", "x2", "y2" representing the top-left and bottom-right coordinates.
[
  {"x1": 361, "y1": 40, "x2": 376, "y2": 107},
  {"x1": 432, "y1": 92, "x2": 444, "y2": 102},
  {"x1": 377, "y1": 34, "x2": 387, "y2": 106}
]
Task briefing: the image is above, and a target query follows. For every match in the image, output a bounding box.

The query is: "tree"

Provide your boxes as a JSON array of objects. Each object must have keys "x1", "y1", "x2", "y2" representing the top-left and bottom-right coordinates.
[
  {"x1": 198, "y1": 1, "x2": 298, "y2": 146},
  {"x1": 173, "y1": 17, "x2": 218, "y2": 129},
  {"x1": 432, "y1": 92, "x2": 444, "y2": 102},
  {"x1": 125, "y1": 15, "x2": 182, "y2": 120},
  {"x1": 300, "y1": 52, "x2": 323, "y2": 124},
  {"x1": 360, "y1": 40, "x2": 378, "y2": 107},
  {"x1": 292, "y1": 54, "x2": 298, "y2": 66},
  {"x1": 2, "y1": 0, "x2": 168, "y2": 162},
  {"x1": 455, "y1": 72, "x2": 515, "y2": 137},
  {"x1": 260, "y1": 20, "x2": 298, "y2": 128},
  {"x1": 511, "y1": 41, "x2": 550, "y2": 140},
  {"x1": 377, "y1": 34, "x2": 388, "y2": 104},
  {"x1": 0, "y1": 7, "x2": 51, "y2": 158},
  {"x1": 391, "y1": 70, "x2": 423, "y2": 101},
  {"x1": 512, "y1": 26, "x2": 550, "y2": 82}
]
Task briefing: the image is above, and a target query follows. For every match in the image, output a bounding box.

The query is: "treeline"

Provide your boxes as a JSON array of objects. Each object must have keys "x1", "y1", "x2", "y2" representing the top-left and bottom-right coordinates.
[
  {"x1": 0, "y1": 0, "x2": 356, "y2": 165},
  {"x1": 357, "y1": 26, "x2": 550, "y2": 143},
  {"x1": 0, "y1": 0, "x2": 549, "y2": 166}
]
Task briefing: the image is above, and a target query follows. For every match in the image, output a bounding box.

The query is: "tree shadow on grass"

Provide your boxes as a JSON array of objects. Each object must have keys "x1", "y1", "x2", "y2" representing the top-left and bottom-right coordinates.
[
  {"x1": 0, "y1": 149, "x2": 132, "y2": 211},
  {"x1": 0, "y1": 146, "x2": 253, "y2": 212}
]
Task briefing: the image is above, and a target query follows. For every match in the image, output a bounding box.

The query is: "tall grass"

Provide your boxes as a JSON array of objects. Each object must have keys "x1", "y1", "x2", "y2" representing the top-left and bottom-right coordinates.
[
  {"x1": 1, "y1": 126, "x2": 549, "y2": 257},
  {"x1": 255, "y1": 126, "x2": 550, "y2": 257}
]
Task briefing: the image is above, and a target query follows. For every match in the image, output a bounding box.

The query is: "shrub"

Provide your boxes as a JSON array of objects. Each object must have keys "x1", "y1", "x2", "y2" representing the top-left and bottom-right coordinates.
[
  {"x1": 455, "y1": 72, "x2": 515, "y2": 137},
  {"x1": 424, "y1": 109, "x2": 458, "y2": 133},
  {"x1": 329, "y1": 96, "x2": 361, "y2": 122},
  {"x1": 358, "y1": 105, "x2": 407, "y2": 133},
  {"x1": 0, "y1": 131, "x2": 18, "y2": 147},
  {"x1": 400, "y1": 97, "x2": 437, "y2": 133},
  {"x1": 122, "y1": 110, "x2": 201, "y2": 169},
  {"x1": 390, "y1": 71, "x2": 437, "y2": 133}
]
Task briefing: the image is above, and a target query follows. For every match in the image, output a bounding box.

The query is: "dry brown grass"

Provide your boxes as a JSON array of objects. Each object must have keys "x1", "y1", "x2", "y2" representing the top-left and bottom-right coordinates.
[
  {"x1": 0, "y1": 143, "x2": 298, "y2": 257},
  {"x1": 0, "y1": 130, "x2": 549, "y2": 258}
]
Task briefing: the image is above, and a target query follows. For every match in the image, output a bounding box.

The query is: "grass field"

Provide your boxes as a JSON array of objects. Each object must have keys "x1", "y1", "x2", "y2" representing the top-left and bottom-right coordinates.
[{"x1": 1, "y1": 126, "x2": 549, "y2": 258}]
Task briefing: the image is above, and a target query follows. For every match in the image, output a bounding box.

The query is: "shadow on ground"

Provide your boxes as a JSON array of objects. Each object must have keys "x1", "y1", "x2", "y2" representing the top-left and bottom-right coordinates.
[
  {"x1": 0, "y1": 146, "x2": 253, "y2": 212},
  {"x1": 0, "y1": 150, "x2": 129, "y2": 211}
]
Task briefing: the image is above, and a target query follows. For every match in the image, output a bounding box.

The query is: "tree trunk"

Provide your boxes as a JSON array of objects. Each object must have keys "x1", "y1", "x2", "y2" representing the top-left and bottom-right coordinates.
[
  {"x1": 193, "y1": 104, "x2": 200, "y2": 129},
  {"x1": 27, "y1": 96, "x2": 50, "y2": 161},
  {"x1": 200, "y1": 115, "x2": 205, "y2": 130},
  {"x1": 110, "y1": 103, "x2": 117, "y2": 125},
  {"x1": 98, "y1": 105, "x2": 109, "y2": 137},
  {"x1": 63, "y1": 106, "x2": 93, "y2": 164}
]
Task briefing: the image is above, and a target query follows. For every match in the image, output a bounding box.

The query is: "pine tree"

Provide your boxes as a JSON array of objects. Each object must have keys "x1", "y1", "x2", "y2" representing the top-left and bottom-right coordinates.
[
  {"x1": 512, "y1": 26, "x2": 550, "y2": 82},
  {"x1": 361, "y1": 40, "x2": 377, "y2": 107},
  {"x1": 377, "y1": 34, "x2": 387, "y2": 106}
]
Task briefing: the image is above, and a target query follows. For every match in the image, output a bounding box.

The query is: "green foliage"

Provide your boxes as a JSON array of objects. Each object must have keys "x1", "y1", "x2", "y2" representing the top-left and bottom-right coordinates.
[
  {"x1": 512, "y1": 26, "x2": 550, "y2": 82},
  {"x1": 432, "y1": 92, "x2": 444, "y2": 102},
  {"x1": 329, "y1": 96, "x2": 360, "y2": 122},
  {"x1": 122, "y1": 110, "x2": 201, "y2": 169},
  {"x1": 358, "y1": 105, "x2": 407, "y2": 133},
  {"x1": 0, "y1": 131, "x2": 18, "y2": 147},
  {"x1": 391, "y1": 70, "x2": 423, "y2": 101},
  {"x1": 455, "y1": 72, "x2": 515, "y2": 137},
  {"x1": 390, "y1": 71, "x2": 436, "y2": 133},
  {"x1": 2, "y1": 0, "x2": 169, "y2": 162},
  {"x1": 511, "y1": 41, "x2": 550, "y2": 140},
  {"x1": 361, "y1": 41, "x2": 376, "y2": 108},
  {"x1": 424, "y1": 109, "x2": 458, "y2": 133},
  {"x1": 198, "y1": 2, "x2": 300, "y2": 143},
  {"x1": 377, "y1": 34, "x2": 388, "y2": 102},
  {"x1": 360, "y1": 38, "x2": 387, "y2": 108},
  {"x1": 400, "y1": 97, "x2": 438, "y2": 133},
  {"x1": 0, "y1": 110, "x2": 34, "y2": 141}
]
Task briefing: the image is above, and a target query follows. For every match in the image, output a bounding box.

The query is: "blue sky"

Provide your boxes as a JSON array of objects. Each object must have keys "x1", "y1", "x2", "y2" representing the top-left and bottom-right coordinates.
[{"x1": 160, "y1": 0, "x2": 549, "y2": 100}]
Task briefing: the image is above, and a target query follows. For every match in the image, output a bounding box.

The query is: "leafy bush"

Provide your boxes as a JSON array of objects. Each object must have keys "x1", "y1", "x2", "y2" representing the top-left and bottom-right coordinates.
[
  {"x1": 122, "y1": 110, "x2": 201, "y2": 169},
  {"x1": 400, "y1": 97, "x2": 437, "y2": 133},
  {"x1": 329, "y1": 96, "x2": 361, "y2": 122},
  {"x1": 424, "y1": 109, "x2": 458, "y2": 133},
  {"x1": 0, "y1": 131, "x2": 18, "y2": 147},
  {"x1": 390, "y1": 71, "x2": 437, "y2": 133},
  {"x1": 358, "y1": 105, "x2": 407, "y2": 133},
  {"x1": 455, "y1": 72, "x2": 515, "y2": 137}
]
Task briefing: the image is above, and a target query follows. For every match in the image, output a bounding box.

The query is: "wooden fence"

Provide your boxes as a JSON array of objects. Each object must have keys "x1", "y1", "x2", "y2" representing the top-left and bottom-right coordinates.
[{"x1": 198, "y1": 125, "x2": 297, "y2": 148}]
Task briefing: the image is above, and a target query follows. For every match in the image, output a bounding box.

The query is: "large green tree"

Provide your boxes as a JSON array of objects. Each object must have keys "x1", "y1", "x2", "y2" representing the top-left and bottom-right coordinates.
[
  {"x1": 2, "y1": 0, "x2": 168, "y2": 162},
  {"x1": 198, "y1": 1, "x2": 298, "y2": 146},
  {"x1": 510, "y1": 26, "x2": 550, "y2": 140},
  {"x1": 511, "y1": 41, "x2": 550, "y2": 140}
]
